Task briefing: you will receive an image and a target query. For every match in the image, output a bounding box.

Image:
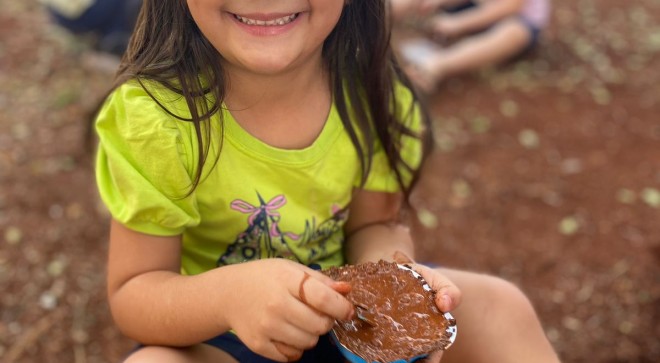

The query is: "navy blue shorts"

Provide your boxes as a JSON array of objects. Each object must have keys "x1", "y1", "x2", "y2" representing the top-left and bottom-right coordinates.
[
  {"x1": 203, "y1": 331, "x2": 345, "y2": 363},
  {"x1": 132, "y1": 332, "x2": 344, "y2": 362}
]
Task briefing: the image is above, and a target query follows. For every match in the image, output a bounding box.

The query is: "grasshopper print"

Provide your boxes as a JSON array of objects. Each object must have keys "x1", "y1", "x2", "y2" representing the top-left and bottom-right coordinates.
[{"x1": 217, "y1": 193, "x2": 348, "y2": 266}]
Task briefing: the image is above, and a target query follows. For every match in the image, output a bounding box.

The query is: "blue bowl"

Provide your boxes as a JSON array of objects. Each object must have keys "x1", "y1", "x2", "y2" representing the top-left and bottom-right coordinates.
[
  {"x1": 330, "y1": 264, "x2": 458, "y2": 363},
  {"x1": 331, "y1": 331, "x2": 426, "y2": 363}
]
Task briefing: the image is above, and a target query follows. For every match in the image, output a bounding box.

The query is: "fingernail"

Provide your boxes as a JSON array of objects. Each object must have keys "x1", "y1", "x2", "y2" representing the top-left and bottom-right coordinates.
[
  {"x1": 346, "y1": 307, "x2": 355, "y2": 321},
  {"x1": 440, "y1": 294, "x2": 452, "y2": 312},
  {"x1": 393, "y1": 250, "x2": 414, "y2": 264},
  {"x1": 346, "y1": 303, "x2": 357, "y2": 321},
  {"x1": 333, "y1": 281, "x2": 352, "y2": 295}
]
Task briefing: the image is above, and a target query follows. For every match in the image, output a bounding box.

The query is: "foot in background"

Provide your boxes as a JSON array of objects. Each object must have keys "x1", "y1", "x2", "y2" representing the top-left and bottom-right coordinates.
[{"x1": 397, "y1": 38, "x2": 446, "y2": 93}]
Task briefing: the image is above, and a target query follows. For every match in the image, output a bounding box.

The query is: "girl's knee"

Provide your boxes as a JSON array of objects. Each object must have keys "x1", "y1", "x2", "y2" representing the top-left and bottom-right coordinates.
[
  {"x1": 122, "y1": 346, "x2": 191, "y2": 363},
  {"x1": 123, "y1": 344, "x2": 237, "y2": 363},
  {"x1": 478, "y1": 275, "x2": 541, "y2": 324},
  {"x1": 446, "y1": 270, "x2": 539, "y2": 322},
  {"x1": 123, "y1": 346, "x2": 206, "y2": 363},
  {"x1": 123, "y1": 346, "x2": 178, "y2": 363}
]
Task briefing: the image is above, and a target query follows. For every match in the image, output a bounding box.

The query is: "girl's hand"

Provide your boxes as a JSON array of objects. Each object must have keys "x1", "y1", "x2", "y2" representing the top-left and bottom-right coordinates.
[
  {"x1": 222, "y1": 259, "x2": 354, "y2": 362},
  {"x1": 392, "y1": 251, "x2": 460, "y2": 363},
  {"x1": 392, "y1": 251, "x2": 462, "y2": 314},
  {"x1": 427, "y1": 14, "x2": 463, "y2": 41}
]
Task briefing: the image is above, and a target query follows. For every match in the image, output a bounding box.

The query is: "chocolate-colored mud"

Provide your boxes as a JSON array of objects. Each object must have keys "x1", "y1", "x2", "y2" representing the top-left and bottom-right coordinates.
[{"x1": 323, "y1": 260, "x2": 453, "y2": 362}]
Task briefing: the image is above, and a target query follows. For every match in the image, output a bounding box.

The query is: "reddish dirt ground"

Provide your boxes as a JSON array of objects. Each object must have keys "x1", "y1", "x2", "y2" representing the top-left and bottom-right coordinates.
[{"x1": 0, "y1": 1, "x2": 658, "y2": 362}]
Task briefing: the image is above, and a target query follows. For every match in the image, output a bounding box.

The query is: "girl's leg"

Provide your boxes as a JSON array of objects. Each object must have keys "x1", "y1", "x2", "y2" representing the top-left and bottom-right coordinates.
[
  {"x1": 390, "y1": 0, "x2": 421, "y2": 21},
  {"x1": 437, "y1": 268, "x2": 561, "y2": 363},
  {"x1": 407, "y1": 17, "x2": 532, "y2": 92},
  {"x1": 123, "y1": 344, "x2": 238, "y2": 363}
]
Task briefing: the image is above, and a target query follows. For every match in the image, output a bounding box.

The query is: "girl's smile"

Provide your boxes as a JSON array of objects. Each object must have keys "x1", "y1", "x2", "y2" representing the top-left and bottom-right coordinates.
[
  {"x1": 187, "y1": 0, "x2": 345, "y2": 76},
  {"x1": 232, "y1": 13, "x2": 299, "y2": 26},
  {"x1": 230, "y1": 12, "x2": 302, "y2": 36}
]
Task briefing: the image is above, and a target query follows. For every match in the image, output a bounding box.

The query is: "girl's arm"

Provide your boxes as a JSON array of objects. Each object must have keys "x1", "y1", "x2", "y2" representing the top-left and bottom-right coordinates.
[
  {"x1": 431, "y1": 0, "x2": 525, "y2": 38},
  {"x1": 106, "y1": 220, "x2": 233, "y2": 346},
  {"x1": 106, "y1": 220, "x2": 354, "y2": 359},
  {"x1": 343, "y1": 189, "x2": 414, "y2": 264},
  {"x1": 390, "y1": 0, "x2": 473, "y2": 20},
  {"x1": 343, "y1": 189, "x2": 460, "y2": 314}
]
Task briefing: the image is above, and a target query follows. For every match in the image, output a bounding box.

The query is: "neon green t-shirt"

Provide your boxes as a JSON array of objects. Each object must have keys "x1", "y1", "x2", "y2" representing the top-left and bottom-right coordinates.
[{"x1": 95, "y1": 81, "x2": 423, "y2": 275}]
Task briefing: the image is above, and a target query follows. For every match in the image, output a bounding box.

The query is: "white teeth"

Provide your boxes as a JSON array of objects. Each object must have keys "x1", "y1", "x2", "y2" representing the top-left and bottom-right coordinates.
[{"x1": 235, "y1": 14, "x2": 297, "y2": 26}]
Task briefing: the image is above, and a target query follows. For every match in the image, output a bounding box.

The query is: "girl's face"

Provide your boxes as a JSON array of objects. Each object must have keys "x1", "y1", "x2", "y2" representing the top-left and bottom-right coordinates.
[{"x1": 186, "y1": 0, "x2": 345, "y2": 76}]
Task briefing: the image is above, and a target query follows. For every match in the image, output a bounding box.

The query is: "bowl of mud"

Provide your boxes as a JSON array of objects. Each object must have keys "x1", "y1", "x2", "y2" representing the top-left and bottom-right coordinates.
[{"x1": 323, "y1": 261, "x2": 458, "y2": 363}]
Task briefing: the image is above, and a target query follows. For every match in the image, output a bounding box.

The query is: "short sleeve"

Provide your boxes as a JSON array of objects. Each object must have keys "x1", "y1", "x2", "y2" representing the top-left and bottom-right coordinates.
[
  {"x1": 95, "y1": 82, "x2": 201, "y2": 236},
  {"x1": 360, "y1": 84, "x2": 425, "y2": 193}
]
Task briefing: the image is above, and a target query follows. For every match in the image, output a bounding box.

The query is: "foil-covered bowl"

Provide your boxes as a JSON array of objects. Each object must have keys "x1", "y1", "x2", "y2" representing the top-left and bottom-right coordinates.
[
  {"x1": 326, "y1": 263, "x2": 458, "y2": 363},
  {"x1": 331, "y1": 311, "x2": 457, "y2": 363}
]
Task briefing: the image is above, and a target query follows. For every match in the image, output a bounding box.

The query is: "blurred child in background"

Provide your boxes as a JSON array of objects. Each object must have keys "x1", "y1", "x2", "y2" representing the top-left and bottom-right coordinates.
[
  {"x1": 391, "y1": 0, "x2": 551, "y2": 92},
  {"x1": 40, "y1": 0, "x2": 142, "y2": 57}
]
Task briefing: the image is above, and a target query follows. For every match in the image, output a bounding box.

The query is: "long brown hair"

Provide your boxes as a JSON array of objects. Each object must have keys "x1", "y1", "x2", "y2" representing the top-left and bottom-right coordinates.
[{"x1": 109, "y1": 0, "x2": 433, "y2": 201}]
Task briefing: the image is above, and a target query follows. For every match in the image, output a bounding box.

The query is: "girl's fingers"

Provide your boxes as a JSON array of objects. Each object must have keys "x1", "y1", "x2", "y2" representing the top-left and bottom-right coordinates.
[
  {"x1": 329, "y1": 280, "x2": 352, "y2": 295},
  {"x1": 285, "y1": 289, "x2": 352, "y2": 334},
  {"x1": 280, "y1": 295, "x2": 336, "y2": 342},
  {"x1": 271, "y1": 314, "x2": 321, "y2": 350},
  {"x1": 415, "y1": 264, "x2": 462, "y2": 312},
  {"x1": 272, "y1": 341, "x2": 304, "y2": 362},
  {"x1": 391, "y1": 252, "x2": 461, "y2": 312},
  {"x1": 393, "y1": 250, "x2": 414, "y2": 264},
  {"x1": 253, "y1": 267, "x2": 353, "y2": 357},
  {"x1": 294, "y1": 270, "x2": 355, "y2": 321}
]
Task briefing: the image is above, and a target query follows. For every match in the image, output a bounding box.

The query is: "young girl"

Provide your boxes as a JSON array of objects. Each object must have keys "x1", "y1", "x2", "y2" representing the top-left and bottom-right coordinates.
[
  {"x1": 391, "y1": 0, "x2": 551, "y2": 92},
  {"x1": 94, "y1": 1, "x2": 561, "y2": 362}
]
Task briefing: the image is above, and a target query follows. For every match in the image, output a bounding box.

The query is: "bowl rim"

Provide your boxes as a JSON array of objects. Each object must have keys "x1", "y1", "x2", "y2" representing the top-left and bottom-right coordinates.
[{"x1": 330, "y1": 263, "x2": 458, "y2": 363}]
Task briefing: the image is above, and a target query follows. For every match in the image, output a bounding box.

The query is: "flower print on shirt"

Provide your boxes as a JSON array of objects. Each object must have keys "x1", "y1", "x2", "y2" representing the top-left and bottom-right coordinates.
[{"x1": 217, "y1": 193, "x2": 348, "y2": 266}]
